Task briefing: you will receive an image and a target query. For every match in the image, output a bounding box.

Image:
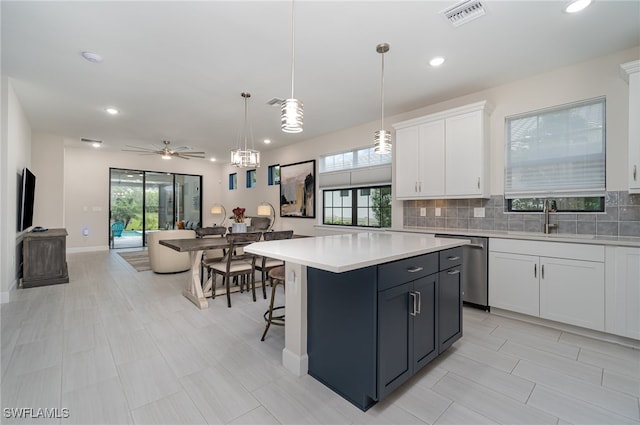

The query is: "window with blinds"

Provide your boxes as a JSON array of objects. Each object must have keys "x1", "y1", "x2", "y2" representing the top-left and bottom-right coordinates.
[{"x1": 505, "y1": 97, "x2": 606, "y2": 212}]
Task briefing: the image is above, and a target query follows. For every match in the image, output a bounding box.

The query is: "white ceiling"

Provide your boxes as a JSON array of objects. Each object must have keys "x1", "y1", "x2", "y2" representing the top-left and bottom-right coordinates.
[{"x1": 2, "y1": 1, "x2": 639, "y2": 162}]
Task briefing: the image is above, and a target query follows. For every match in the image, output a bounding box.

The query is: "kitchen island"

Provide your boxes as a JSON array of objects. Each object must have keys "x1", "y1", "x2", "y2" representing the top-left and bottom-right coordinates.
[{"x1": 245, "y1": 231, "x2": 469, "y2": 410}]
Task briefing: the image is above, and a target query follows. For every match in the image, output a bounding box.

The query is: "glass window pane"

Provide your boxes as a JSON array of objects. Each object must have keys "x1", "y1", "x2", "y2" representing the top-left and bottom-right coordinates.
[{"x1": 342, "y1": 208, "x2": 352, "y2": 225}]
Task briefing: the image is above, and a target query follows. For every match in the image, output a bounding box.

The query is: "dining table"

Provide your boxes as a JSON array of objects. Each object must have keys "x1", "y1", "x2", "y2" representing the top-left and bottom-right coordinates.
[{"x1": 159, "y1": 237, "x2": 240, "y2": 309}]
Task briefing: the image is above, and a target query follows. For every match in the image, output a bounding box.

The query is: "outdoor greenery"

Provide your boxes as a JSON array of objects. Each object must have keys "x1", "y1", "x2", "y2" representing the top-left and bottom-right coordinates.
[
  {"x1": 110, "y1": 186, "x2": 160, "y2": 230},
  {"x1": 509, "y1": 197, "x2": 604, "y2": 212}
]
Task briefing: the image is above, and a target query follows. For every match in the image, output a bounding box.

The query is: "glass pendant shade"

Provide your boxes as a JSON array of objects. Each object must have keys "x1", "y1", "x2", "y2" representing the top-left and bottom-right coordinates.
[
  {"x1": 281, "y1": 98, "x2": 304, "y2": 133},
  {"x1": 230, "y1": 92, "x2": 260, "y2": 168},
  {"x1": 374, "y1": 130, "x2": 392, "y2": 154},
  {"x1": 374, "y1": 43, "x2": 391, "y2": 154}
]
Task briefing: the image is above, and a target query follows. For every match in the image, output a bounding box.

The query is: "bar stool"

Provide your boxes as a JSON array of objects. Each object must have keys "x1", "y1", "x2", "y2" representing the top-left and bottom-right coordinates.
[{"x1": 261, "y1": 265, "x2": 285, "y2": 341}]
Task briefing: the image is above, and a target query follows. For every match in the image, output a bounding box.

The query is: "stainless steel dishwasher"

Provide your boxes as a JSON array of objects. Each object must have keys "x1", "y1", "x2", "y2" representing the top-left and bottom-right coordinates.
[{"x1": 435, "y1": 234, "x2": 489, "y2": 310}]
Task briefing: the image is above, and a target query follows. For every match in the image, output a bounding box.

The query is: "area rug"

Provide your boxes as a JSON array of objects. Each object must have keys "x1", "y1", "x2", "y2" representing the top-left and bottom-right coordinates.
[{"x1": 118, "y1": 250, "x2": 151, "y2": 272}]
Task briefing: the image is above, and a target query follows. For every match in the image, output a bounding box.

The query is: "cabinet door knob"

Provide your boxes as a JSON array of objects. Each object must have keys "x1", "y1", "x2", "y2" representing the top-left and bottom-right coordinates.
[
  {"x1": 409, "y1": 292, "x2": 417, "y2": 316},
  {"x1": 634, "y1": 165, "x2": 637, "y2": 181},
  {"x1": 541, "y1": 264, "x2": 545, "y2": 279},
  {"x1": 477, "y1": 177, "x2": 480, "y2": 189},
  {"x1": 407, "y1": 266, "x2": 424, "y2": 273},
  {"x1": 534, "y1": 263, "x2": 537, "y2": 278}
]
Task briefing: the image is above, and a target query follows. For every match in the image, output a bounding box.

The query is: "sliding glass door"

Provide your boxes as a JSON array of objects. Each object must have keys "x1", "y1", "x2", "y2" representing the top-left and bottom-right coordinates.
[{"x1": 109, "y1": 168, "x2": 202, "y2": 249}]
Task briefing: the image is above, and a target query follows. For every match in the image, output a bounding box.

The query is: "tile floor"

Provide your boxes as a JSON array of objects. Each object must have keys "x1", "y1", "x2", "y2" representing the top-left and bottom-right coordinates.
[{"x1": 1, "y1": 249, "x2": 639, "y2": 424}]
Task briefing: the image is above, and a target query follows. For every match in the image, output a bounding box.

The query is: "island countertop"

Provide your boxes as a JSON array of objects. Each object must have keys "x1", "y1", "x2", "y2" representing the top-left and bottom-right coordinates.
[{"x1": 245, "y1": 231, "x2": 469, "y2": 273}]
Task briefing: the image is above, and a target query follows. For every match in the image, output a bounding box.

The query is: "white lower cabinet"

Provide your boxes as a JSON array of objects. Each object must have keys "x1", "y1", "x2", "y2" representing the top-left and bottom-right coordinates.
[
  {"x1": 539, "y1": 257, "x2": 604, "y2": 331},
  {"x1": 489, "y1": 252, "x2": 539, "y2": 316},
  {"x1": 605, "y1": 246, "x2": 640, "y2": 339},
  {"x1": 489, "y1": 238, "x2": 605, "y2": 332}
]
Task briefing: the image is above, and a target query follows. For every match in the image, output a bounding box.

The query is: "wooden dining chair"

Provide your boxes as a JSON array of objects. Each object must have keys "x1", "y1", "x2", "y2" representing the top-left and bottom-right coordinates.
[
  {"x1": 196, "y1": 226, "x2": 227, "y2": 285},
  {"x1": 206, "y1": 231, "x2": 262, "y2": 308},
  {"x1": 255, "y1": 230, "x2": 294, "y2": 299}
]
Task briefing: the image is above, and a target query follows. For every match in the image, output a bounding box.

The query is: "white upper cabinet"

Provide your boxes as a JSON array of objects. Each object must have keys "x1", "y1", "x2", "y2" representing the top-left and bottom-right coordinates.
[
  {"x1": 393, "y1": 101, "x2": 492, "y2": 200},
  {"x1": 621, "y1": 60, "x2": 640, "y2": 193},
  {"x1": 395, "y1": 121, "x2": 445, "y2": 198}
]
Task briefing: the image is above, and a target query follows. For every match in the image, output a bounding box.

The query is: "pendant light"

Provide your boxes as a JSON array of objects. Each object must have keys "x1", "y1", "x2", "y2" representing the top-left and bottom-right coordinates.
[
  {"x1": 230, "y1": 92, "x2": 260, "y2": 168},
  {"x1": 281, "y1": 0, "x2": 303, "y2": 133},
  {"x1": 374, "y1": 43, "x2": 391, "y2": 154}
]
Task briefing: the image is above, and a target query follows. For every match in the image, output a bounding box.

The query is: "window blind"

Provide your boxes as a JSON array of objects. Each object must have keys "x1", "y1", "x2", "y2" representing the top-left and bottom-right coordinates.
[{"x1": 504, "y1": 97, "x2": 606, "y2": 199}]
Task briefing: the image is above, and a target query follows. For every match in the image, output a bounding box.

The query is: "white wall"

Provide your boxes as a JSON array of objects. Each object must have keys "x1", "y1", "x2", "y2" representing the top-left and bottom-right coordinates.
[
  {"x1": 32, "y1": 133, "x2": 65, "y2": 228},
  {"x1": 218, "y1": 46, "x2": 639, "y2": 234},
  {"x1": 69, "y1": 148, "x2": 222, "y2": 250},
  {"x1": 0, "y1": 77, "x2": 32, "y2": 300}
]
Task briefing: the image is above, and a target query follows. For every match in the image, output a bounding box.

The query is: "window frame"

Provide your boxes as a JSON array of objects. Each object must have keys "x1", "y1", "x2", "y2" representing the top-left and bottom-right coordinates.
[
  {"x1": 322, "y1": 185, "x2": 392, "y2": 228},
  {"x1": 268, "y1": 164, "x2": 280, "y2": 185},
  {"x1": 246, "y1": 169, "x2": 257, "y2": 188},
  {"x1": 228, "y1": 173, "x2": 237, "y2": 190},
  {"x1": 504, "y1": 97, "x2": 606, "y2": 213}
]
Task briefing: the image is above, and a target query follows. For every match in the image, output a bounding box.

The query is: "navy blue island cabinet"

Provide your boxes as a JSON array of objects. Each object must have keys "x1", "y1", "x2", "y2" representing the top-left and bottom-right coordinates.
[{"x1": 307, "y1": 246, "x2": 463, "y2": 411}]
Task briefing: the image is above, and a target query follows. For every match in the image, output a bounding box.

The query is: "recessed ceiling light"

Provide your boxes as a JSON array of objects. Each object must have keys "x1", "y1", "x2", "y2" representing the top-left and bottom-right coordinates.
[
  {"x1": 263, "y1": 139, "x2": 271, "y2": 144},
  {"x1": 210, "y1": 157, "x2": 216, "y2": 162},
  {"x1": 565, "y1": 0, "x2": 592, "y2": 13},
  {"x1": 81, "y1": 51, "x2": 103, "y2": 63},
  {"x1": 105, "y1": 108, "x2": 119, "y2": 115},
  {"x1": 429, "y1": 57, "x2": 446, "y2": 67}
]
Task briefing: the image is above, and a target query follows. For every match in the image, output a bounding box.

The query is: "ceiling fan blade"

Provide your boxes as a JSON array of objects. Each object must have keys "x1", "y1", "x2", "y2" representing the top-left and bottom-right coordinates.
[{"x1": 171, "y1": 146, "x2": 192, "y2": 152}]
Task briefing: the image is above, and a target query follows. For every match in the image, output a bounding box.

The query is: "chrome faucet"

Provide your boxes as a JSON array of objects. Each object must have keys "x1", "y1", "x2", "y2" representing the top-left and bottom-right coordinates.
[{"x1": 543, "y1": 200, "x2": 557, "y2": 234}]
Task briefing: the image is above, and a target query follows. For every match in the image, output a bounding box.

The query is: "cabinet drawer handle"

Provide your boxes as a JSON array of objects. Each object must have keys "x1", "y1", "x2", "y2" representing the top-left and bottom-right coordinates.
[
  {"x1": 407, "y1": 266, "x2": 423, "y2": 273},
  {"x1": 415, "y1": 182, "x2": 418, "y2": 192},
  {"x1": 447, "y1": 269, "x2": 460, "y2": 275},
  {"x1": 634, "y1": 165, "x2": 637, "y2": 181},
  {"x1": 447, "y1": 256, "x2": 460, "y2": 261},
  {"x1": 534, "y1": 264, "x2": 537, "y2": 278},
  {"x1": 415, "y1": 291, "x2": 421, "y2": 314},
  {"x1": 477, "y1": 177, "x2": 480, "y2": 189},
  {"x1": 410, "y1": 292, "x2": 417, "y2": 316}
]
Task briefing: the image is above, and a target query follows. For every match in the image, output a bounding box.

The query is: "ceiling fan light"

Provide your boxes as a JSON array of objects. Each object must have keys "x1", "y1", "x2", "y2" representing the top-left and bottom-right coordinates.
[
  {"x1": 374, "y1": 130, "x2": 392, "y2": 154},
  {"x1": 161, "y1": 154, "x2": 172, "y2": 160},
  {"x1": 281, "y1": 98, "x2": 304, "y2": 133}
]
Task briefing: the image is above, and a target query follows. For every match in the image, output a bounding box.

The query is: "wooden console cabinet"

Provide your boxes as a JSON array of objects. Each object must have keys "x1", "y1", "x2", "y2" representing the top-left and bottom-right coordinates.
[{"x1": 22, "y1": 228, "x2": 69, "y2": 288}]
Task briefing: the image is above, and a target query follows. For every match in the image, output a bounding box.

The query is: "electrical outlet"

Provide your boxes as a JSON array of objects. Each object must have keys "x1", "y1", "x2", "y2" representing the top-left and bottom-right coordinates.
[
  {"x1": 420, "y1": 207, "x2": 426, "y2": 217},
  {"x1": 435, "y1": 207, "x2": 441, "y2": 217},
  {"x1": 473, "y1": 207, "x2": 485, "y2": 218}
]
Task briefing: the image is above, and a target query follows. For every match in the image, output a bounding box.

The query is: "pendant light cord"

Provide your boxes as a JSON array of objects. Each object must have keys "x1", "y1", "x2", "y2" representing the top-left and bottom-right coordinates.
[
  {"x1": 290, "y1": 0, "x2": 296, "y2": 99},
  {"x1": 380, "y1": 50, "x2": 385, "y2": 129}
]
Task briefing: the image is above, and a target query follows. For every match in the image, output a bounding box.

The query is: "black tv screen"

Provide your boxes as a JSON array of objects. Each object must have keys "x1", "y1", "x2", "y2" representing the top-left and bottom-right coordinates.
[{"x1": 19, "y1": 167, "x2": 36, "y2": 231}]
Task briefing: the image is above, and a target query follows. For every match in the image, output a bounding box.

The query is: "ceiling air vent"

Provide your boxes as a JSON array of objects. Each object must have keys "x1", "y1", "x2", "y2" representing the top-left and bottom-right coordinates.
[
  {"x1": 440, "y1": 0, "x2": 486, "y2": 27},
  {"x1": 266, "y1": 97, "x2": 284, "y2": 107}
]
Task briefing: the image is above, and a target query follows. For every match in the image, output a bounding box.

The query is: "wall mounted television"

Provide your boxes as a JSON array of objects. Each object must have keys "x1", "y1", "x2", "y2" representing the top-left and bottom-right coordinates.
[{"x1": 18, "y1": 167, "x2": 36, "y2": 231}]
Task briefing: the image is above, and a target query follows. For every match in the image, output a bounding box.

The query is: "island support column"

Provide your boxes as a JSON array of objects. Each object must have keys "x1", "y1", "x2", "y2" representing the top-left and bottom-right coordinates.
[{"x1": 282, "y1": 262, "x2": 309, "y2": 376}]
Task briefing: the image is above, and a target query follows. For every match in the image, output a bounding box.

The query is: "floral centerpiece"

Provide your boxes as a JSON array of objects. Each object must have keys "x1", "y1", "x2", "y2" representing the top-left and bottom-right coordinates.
[
  {"x1": 232, "y1": 207, "x2": 246, "y2": 223},
  {"x1": 231, "y1": 207, "x2": 247, "y2": 233}
]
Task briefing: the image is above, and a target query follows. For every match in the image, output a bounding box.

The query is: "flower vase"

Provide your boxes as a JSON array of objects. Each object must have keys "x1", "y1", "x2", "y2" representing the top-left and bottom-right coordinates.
[{"x1": 232, "y1": 222, "x2": 247, "y2": 233}]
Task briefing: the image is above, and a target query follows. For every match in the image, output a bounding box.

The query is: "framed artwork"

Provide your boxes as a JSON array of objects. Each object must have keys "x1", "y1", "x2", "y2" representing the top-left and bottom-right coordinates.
[{"x1": 279, "y1": 159, "x2": 316, "y2": 218}]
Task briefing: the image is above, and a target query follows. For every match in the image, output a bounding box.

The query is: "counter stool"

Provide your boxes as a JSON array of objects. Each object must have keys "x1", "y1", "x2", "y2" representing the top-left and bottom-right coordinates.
[{"x1": 261, "y1": 265, "x2": 285, "y2": 341}]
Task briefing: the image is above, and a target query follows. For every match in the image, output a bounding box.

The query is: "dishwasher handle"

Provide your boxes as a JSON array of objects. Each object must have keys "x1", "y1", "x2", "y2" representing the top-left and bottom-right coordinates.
[{"x1": 466, "y1": 243, "x2": 485, "y2": 249}]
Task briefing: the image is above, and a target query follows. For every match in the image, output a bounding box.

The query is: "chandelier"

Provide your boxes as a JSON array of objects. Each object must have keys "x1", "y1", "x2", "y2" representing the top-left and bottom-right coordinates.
[{"x1": 230, "y1": 92, "x2": 260, "y2": 168}]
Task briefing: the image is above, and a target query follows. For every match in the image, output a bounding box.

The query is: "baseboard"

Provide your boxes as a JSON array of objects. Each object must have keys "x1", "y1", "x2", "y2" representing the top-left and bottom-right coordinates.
[
  {"x1": 490, "y1": 307, "x2": 640, "y2": 349},
  {"x1": 67, "y1": 245, "x2": 109, "y2": 254},
  {"x1": 0, "y1": 279, "x2": 18, "y2": 304}
]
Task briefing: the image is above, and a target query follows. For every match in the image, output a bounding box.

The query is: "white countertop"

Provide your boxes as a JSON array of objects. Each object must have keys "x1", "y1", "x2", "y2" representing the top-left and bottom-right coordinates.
[
  {"x1": 245, "y1": 232, "x2": 469, "y2": 273},
  {"x1": 396, "y1": 227, "x2": 640, "y2": 248}
]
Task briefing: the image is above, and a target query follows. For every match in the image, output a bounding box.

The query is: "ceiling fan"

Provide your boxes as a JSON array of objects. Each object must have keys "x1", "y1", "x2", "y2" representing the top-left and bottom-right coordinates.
[{"x1": 123, "y1": 140, "x2": 205, "y2": 160}]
